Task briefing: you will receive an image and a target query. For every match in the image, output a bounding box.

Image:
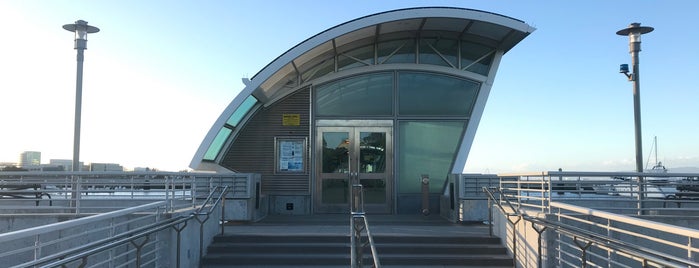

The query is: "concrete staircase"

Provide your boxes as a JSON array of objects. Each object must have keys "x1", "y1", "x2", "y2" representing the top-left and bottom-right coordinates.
[{"x1": 200, "y1": 215, "x2": 512, "y2": 267}]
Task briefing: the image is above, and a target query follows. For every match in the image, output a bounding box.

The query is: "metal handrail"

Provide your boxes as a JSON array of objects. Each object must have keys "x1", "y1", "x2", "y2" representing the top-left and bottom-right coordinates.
[
  {"x1": 24, "y1": 186, "x2": 228, "y2": 268},
  {"x1": 496, "y1": 171, "x2": 699, "y2": 216},
  {"x1": 0, "y1": 171, "x2": 250, "y2": 214},
  {"x1": 350, "y1": 184, "x2": 381, "y2": 268},
  {"x1": 0, "y1": 183, "x2": 230, "y2": 268},
  {"x1": 17, "y1": 211, "x2": 186, "y2": 268},
  {"x1": 484, "y1": 186, "x2": 699, "y2": 268}
]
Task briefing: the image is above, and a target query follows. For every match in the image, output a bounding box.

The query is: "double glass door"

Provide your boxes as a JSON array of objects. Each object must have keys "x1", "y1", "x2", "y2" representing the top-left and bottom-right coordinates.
[{"x1": 315, "y1": 125, "x2": 392, "y2": 214}]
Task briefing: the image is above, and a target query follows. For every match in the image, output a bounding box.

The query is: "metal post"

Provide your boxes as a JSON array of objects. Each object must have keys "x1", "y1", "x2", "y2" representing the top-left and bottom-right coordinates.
[
  {"x1": 64, "y1": 20, "x2": 99, "y2": 172},
  {"x1": 72, "y1": 47, "x2": 84, "y2": 172},
  {"x1": 617, "y1": 23, "x2": 653, "y2": 215},
  {"x1": 630, "y1": 39, "x2": 646, "y2": 216}
]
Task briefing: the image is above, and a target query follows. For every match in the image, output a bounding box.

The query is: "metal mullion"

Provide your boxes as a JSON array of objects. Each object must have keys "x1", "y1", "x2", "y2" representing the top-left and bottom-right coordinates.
[
  {"x1": 462, "y1": 49, "x2": 495, "y2": 71},
  {"x1": 425, "y1": 40, "x2": 456, "y2": 69}
]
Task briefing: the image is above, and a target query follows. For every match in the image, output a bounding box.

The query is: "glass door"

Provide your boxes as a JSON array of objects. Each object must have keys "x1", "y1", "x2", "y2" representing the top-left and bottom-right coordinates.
[{"x1": 315, "y1": 125, "x2": 392, "y2": 214}]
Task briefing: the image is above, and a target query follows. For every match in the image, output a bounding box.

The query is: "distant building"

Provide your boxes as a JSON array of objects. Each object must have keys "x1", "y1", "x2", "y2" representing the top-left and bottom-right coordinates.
[
  {"x1": 49, "y1": 159, "x2": 73, "y2": 171},
  {"x1": 40, "y1": 165, "x2": 65, "y2": 172},
  {"x1": 90, "y1": 163, "x2": 124, "y2": 172},
  {"x1": 0, "y1": 162, "x2": 17, "y2": 169},
  {"x1": 19, "y1": 151, "x2": 41, "y2": 168}
]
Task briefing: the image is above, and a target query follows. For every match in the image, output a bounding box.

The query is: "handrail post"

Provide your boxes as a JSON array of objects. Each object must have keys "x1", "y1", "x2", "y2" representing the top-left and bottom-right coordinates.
[
  {"x1": 637, "y1": 174, "x2": 644, "y2": 216},
  {"x1": 487, "y1": 191, "x2": 493, "y2": 237},
  {"x1": 531, "y1": 222, "x2": 547, "y2": 268},
  {"x1": 541, "y1": 172, "x2": 546, "y2": 213}
]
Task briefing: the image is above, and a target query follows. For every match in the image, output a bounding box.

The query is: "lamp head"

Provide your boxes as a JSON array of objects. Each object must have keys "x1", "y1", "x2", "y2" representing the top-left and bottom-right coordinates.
[
  {"x1": 616, "y1": 23, "x2": 654, "y2": 42},
  {"x1": 63, "y1": 20, "x2": 100, "y2": 41}
]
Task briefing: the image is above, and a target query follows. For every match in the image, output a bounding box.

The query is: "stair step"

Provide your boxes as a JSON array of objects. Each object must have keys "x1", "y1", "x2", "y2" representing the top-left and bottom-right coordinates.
[
  {"x1": 202, "y1": 218, "x2": 511, "y2": 267},
  {"x1": 203, "y1": 253, "x2": 511, "y2": 266},
  {"x1": 207, "y1": 242, "x2": 507, "y2": 255},
  {"x1": 213, "y1": 234, "x2": 501, "y2": 244}
]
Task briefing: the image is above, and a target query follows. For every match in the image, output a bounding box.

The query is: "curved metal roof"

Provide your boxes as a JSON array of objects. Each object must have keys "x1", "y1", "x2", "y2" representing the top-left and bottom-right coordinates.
[
  {"x1": 249, "y1": 7, "x2": 534, "y2": 104},
  {"x1": 190, "y1": 7, "x2": 535, "y2": 170}
]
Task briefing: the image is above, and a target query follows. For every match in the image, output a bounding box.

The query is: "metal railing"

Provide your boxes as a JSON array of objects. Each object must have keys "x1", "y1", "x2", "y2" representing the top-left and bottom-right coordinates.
[
  {"x1": 497, "y1": 171, "x2": 699, "y2": 216},
  {"x1": 350, "y1": 183, "x2": 381, "y2": 268},
  {"x1": 0, "y1": 185, "x2": 228, "y2": 268},
  {"x1": 480, "y1": 170, "x2": 699, "y2": 267},
  {"x1": 0, "y1": 171, "x2": 253, "y2": 214},
  {"x1": 0, "y1": 171, "x2": 248, "y2": 267}
]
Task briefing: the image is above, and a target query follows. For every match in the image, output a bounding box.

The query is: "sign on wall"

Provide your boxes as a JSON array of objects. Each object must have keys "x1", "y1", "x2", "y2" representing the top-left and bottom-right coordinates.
[
  {"x1": 282, "y1": 114, "x2": 301, "y2": 126},
  {"x1": 275, "y1": 137, "x2": 306, "y2": 173}
]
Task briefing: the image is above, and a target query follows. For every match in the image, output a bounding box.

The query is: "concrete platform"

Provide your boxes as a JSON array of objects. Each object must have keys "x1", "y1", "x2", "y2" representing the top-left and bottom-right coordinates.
[{"x1": 223, "y1": 214, "x2": 491, "y2": 237}]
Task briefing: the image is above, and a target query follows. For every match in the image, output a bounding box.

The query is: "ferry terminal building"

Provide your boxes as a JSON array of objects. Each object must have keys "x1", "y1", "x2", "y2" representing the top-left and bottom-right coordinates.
[{"x1": 190, "y1": 7, "x2": 534, "y2": 215}]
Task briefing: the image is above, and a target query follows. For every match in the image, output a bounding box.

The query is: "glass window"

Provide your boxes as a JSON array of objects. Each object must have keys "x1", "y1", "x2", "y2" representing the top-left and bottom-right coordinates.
[
  {"x1": 398, "y1": 121, "x2": 466, "y2": 193},
  {"x1": 359, "y1": 132, "x2": 386, "y2": 173},
  {"x1": 338, "y1": 45, "x2": 374, "y2": 71},
  {"x1": 322, "y1": 179, "x2": 348, "y2": 203},
  {"x1": 321, "y1": 132, "x2": 349, "y2": 173},
  {"x1": 226, "y1": 95, "x2": 258, "y2": 127},
  {"x1": 398, "y1": 72, "x2": 479, "y2": 116},
  {"x1": 461, "y1": 42, "x2": 494, "y2": 76},
  {"x1": 315, "y1": 73, "x2": 393, "y2": 116},
  {"x1": 360, "y1": 179, "x2": 386, "y2": 203},
  {"x1": 378, "y1": 39, "x2": 416, "y2": 64},
  {"x1": 204, "y1": 127, "x2": 232, "y2": 161},
  {"x1": 419, "y1": 38, "x2": 458, "y2": 67}
]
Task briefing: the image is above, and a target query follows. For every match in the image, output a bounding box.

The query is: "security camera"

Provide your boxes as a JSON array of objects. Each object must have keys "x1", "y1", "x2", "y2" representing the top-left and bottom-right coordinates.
[
  {"x1": 619, "y1": 64, "x2": 629, "y2": 74},
  {"x1": 619, "y1": 64, "x2": 633, "y2": 81}
]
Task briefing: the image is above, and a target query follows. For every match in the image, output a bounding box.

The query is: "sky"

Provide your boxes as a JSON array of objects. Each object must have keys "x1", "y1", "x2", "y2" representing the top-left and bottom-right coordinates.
[{"x1": 0, "y1": 1, "x2": 697, "y2": 173}]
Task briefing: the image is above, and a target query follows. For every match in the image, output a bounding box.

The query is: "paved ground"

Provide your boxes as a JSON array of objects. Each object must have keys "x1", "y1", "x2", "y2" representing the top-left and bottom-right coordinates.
[{"x1": 223, "y1": 214, "x2": 491, "y2": 237}]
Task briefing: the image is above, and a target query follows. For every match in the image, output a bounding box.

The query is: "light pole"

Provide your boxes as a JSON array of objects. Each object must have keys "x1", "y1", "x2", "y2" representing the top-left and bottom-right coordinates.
[
  {"x1": 63, "y1": 20, "x2": 99, "y2": 172},
  {"x1": 617, "y1": 22, "x2": 653, "y2": 215}
]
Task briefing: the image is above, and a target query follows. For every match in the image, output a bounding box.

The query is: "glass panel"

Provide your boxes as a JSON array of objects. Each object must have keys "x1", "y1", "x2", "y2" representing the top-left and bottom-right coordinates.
[
  {"x1": 338, "y1": 45, "x2": 374, "y2": 71},
  {"x1": 226, "y1": 95, "x2": 258, "y2": 127},
  {"x1": 419, "y1": 38, "x2": 458, "y2": 67},
  {"x1": 398, "y1": 121, "x2": 466, "y2": 193},
  {"x1": 398, "y1": 72, "x2": 480, "y2": 116},
  {"x1": 301, "y1": 57, "x2": 334, "y2": 82},
  {"x1": 378, "y1": 39, "x2": 415, "y2": 64},
  {"x1": 322, "y1": 179, "x2": 348, "y2": 203},
  {"x1": 360, "y1": 179, "x2": 386, "y2": 203},
  {"x1": 203, "y1": 127, "x2": 232, "y2": 160},
  {"x1": 321, "y1": 132, "x2": 349, "y2": 173},
  {"x1": 359, "y1": 132, "x2": 386, "y2": 173},
  {"x1": 461, "y1": 42, "x2": 494, "y2": 75},
  {"x1": 315, "y1": 73, "x2": 393, "y2": 116}
]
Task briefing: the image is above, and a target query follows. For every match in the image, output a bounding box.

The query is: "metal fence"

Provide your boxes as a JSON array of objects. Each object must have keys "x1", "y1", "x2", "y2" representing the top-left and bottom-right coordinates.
[
  {"x1": 0, "y1": 171, "x2": 251, "y2": 267},
  {"x1": 0, "y1": 171, "x2": 253, "y2": 214},
  {"x1": 497, "y1": 171, "x2": 699, "y2": 215},
  {"x1": 477, "y1": 171, "x2": 699, "y2": 268}
]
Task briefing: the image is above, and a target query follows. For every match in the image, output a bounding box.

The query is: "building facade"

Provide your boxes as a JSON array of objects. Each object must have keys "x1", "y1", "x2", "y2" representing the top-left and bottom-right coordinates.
[
  {"x1": 19, "y1": 151, "x2": 41, "y2": 168},
  {"x1": 190, "y1": 7, "x2": 534, "y2": 214}
]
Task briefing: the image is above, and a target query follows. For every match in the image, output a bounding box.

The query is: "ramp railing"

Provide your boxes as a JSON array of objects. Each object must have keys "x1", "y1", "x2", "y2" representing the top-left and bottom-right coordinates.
[
  {"x1": 0, "y1": 171, "x2": 249, "y2": 267},
  {"x1": 483, "y1": 171, "x2": 699, "y2": 268}
]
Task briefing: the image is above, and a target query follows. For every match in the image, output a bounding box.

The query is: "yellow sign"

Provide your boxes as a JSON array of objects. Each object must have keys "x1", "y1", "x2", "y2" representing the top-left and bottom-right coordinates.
[{"x1": 282, "y1": 114, "x2": 300, "y2": 126}]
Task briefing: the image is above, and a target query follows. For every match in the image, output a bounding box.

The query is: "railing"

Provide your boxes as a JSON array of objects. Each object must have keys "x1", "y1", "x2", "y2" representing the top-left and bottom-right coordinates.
[
  {"x1": 479, "y1": 170, "x2": 699, "y2": 267},
  {"x1": 350, "y1": 183, "x2": 381, "y2": 268},
  {"x1": 0, "y1": 171, "x2": 252, "y2": 214},
  {"x1": 497, "y1": 171, "x2": 699, "y2": 216},
  {"x1": 0, "y1": 171, "x2": 250, "y2": 267}
]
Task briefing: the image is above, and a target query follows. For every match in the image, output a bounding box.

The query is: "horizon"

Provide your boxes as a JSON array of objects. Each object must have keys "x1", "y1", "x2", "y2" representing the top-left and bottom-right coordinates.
[{"x1": 1, "y1": 1, "x2": 697, "y2": 173}]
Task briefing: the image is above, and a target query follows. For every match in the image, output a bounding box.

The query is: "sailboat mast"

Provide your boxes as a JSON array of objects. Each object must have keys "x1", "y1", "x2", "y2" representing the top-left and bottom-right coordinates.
[{"x1": 645, "y1": 136, "x2": 658, "y2": 170}]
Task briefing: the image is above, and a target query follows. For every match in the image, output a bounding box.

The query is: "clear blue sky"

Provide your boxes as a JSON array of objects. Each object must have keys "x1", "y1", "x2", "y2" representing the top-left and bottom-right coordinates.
[{"x1": 1, "y1": 1, "x2": 697, "y2": 172}]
